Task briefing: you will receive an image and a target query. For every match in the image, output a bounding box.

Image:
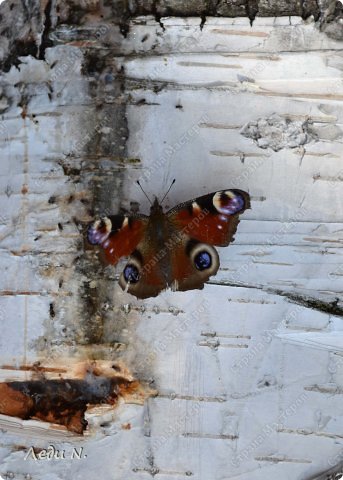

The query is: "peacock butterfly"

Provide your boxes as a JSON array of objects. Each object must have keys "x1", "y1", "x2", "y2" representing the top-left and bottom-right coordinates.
[{"x1": 87, "y1": 182, "x2": 250, "y2": 299}]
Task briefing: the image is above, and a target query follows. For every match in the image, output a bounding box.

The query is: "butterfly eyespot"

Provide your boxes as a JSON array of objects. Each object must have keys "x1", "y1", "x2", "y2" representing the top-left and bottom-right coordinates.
[
  {"x1": 194, "y1": 251, "x2": 212, "y2": 271},
  {"x1": 87, "y1": 218, "x2": 112, "y2": 245},
  {"x1": 123, "y1": 264, "x2": 140, "y2": 284},
  {"x1": 213, "y1": 191, "x2": 245, "y2": 215},
  {"x1": 87, "y1": 225, "x2": 102, "y2": 245}
]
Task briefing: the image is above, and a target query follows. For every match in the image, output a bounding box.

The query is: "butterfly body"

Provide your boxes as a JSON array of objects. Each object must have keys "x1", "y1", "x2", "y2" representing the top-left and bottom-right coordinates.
[{"x1": 88, "y1": 189, "x2": 250, "y2": 299}]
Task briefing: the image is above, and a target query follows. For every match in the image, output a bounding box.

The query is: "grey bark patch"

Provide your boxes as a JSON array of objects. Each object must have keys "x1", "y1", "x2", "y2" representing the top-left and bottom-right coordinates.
[
  {"x1": 321, "y1": 21, "x2": 343, "y2": 41},
  {"x1": 156, "y1": 0, "x2": 212, "y2": 16},
  {"x1": 237, "y1": 74, "x2": 255, "y2": 84},
  {"x1": 72, "y1": 52, "x2": 129, "y2": 347},
  {"x1": 308, "y1": 123, "x2": 343, "y2": 141},
  {"x1": 258, "y1": 0, "x2": 302, "y2": 16},
  {"x1": 240, "y1": 114, "x2": 317, "y2": 151},
  {"x1": 319, "y1": 0, "x2": 343, "y2": 40},
  {"x1": 216, "y1": 0, "x2": 247, "y2": 17}
]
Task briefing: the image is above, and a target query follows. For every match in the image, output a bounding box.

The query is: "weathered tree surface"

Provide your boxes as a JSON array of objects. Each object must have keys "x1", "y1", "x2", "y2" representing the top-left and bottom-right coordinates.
[{"x1": 0, "y1": 1, "x2": 342, "y2": 479}]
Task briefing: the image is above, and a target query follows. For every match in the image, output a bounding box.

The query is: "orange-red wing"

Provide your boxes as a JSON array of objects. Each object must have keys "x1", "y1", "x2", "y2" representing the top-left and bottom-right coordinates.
[
  {"x1": 167, "y1": 189, "x2": 250, "y2": 247},
  {"x1": 119, "y1": 249, "x2": 168, "y2": 299},
  {"x1": 170, "y1": 240, "x2": 220, "y2": 292},
  {"x1": 87, "y1": 215, "x2": 149, "y2": 265}
]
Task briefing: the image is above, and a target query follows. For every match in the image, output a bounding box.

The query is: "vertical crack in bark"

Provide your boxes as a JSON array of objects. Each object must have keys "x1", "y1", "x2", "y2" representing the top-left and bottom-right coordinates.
[
  {"x1": 38, "y1": 0, "x2": 53, "y2": 60},
  {"x1": 118, "y1": 0, "x2": 131, "y2": 37},
  {"x1": 200, "y1": 13, "x2": 207, "y2": 30},
  {"x1": 246, "y1": 0, "x2": 259, "y2": 26},
  {"x1": 301, "y1": 0, "x2": 321, "y2": 20},
  {"x1": 153, "y1": 0, "x2": 166, "y2": 31}
]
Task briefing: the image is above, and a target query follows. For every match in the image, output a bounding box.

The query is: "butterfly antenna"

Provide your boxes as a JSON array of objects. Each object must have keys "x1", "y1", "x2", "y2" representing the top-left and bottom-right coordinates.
[
  {"x1": 136, "y1": 180, "x2": 152, "y2": 205},
  {"x1": 161, "y1": 179, "x2": 176, "y2": 204}
]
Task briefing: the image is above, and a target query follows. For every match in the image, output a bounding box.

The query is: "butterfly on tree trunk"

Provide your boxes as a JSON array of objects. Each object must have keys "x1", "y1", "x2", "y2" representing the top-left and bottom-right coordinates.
[{"x1": 87, "y1": 183, "x2": 250, "y2": 299}]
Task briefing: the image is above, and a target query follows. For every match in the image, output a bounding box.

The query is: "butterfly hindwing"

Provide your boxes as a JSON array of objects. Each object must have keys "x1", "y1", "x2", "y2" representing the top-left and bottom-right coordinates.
[
  {"x1": 87, "y1": 214, "x2": 148, "y2": 265},
  {"x1": 118, "y1": 234, "x2": 220, "y2": 298},
  {"x1": 118, "y1": 246, "x2": 168, "y2": 299},
  {"x1": 167, "y1": 189, "x2": 250, "y2": 247},
  {"x1": 170, "y1": 237, "x2": 220, "y2": 292}
]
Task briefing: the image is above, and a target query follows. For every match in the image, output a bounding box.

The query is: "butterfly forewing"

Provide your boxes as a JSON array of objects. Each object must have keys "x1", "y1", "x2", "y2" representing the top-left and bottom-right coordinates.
[
  {"x1": 167, "y1": 189, "x2": 250, "y2": 247},
  {"x1": 87, "y1": 214, "x2": 149, "y2": 265}
]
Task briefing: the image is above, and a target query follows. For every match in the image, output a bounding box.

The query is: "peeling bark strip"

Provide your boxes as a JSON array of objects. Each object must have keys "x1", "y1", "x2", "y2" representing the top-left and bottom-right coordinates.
[
  {"x1": 279, "y1": 291, "x2": 343, "y2": 317},
  {"x1": 0, "y1": 362, "x2": 155, "y2": 434}
]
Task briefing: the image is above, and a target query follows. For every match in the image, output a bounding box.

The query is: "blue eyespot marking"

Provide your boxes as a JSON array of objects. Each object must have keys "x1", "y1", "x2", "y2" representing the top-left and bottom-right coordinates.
[
  {"x1": 194, "y1": 251, "x2": 212, "y2": 271},
  {"x1": 220, "y1": 192, "x2": 245, "y2": 214},
  {"x1": 87, "y1": 219, "x2": 111, "y2": 246},
  {"x1": 124, "y1": 264, "x2": 140, "y2": 283},
  {"x1": 87, "y1": 225, "x2": 103, "y2": 245},
  {"x1": 213, "y1": 191, "x2": 247, "y2": 216}
]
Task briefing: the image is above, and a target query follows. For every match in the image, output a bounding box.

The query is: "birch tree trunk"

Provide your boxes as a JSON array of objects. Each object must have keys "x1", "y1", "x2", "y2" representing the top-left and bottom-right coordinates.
[{"x1": 0, "y1": 1, "x2": 342, "y2": 479}]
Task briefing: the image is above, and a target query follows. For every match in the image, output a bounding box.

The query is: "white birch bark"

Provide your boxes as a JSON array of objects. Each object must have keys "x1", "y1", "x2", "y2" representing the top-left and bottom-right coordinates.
[{"x1": 0, "y1": 5, "x2": 342, "y2": 480}]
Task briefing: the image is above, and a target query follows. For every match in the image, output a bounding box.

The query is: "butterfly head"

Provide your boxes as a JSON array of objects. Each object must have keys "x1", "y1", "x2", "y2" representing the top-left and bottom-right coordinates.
[
  {"x1": 150, "y1": 196, "x2": 163, "y2": 214},
  {"x1": 136, "y1": 179, "x2": 176, "y2": 215}
]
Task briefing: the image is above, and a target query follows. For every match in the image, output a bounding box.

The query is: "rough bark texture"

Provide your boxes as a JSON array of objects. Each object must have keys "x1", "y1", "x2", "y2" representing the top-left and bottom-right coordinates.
[{"x1": 1, "y1": 0, "x2": 343, "y2": 73}]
